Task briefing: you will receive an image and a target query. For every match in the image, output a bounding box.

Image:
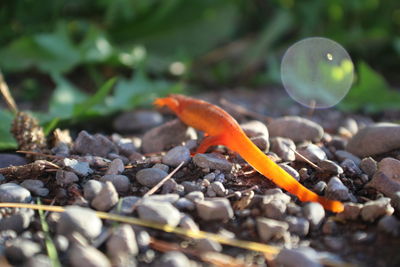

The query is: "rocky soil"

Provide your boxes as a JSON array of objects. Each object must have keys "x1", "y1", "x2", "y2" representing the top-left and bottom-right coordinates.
[{"x1": 0, "y1": 89, "x2": 400, "y2": 267}]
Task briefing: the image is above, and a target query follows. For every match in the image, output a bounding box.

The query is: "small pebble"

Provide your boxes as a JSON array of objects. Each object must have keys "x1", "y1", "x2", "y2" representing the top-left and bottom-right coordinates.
[
  {"x1": 152, "y1": 163, "x2": 169, "y2": 173},
  {"x1": 83, "y1": 180, "x2": 104, "y2": 202},
  {"x1": 20, "y1": 179, "x2": 49, "y2": 197},
  {"x1": 319, "y1": 160, "x2": 343, "y2": 175},
  {"x1": 91, "y1": 182, "x2": 119, "y2": 211},
  {"x1": 378, "y1": 157, "x2": 400, "y2": 180},
  {"x1": 136, "y1": 168, "x2": 168, "y2": 187},
  {"x1": 69, "y1": 244, "x2": 111, "y2": 267},
  {"x1": 360, "y1": 157, "x2": 377, "y2": 177},
  {"x1": 137, "y1": 199, "x2": 181, "y2": 227},
  {"x1": 296, "y1": 144, "x2": 327, "y2": 163},
  {"x1": 241, "y1": 120, "x2": 269, "y2": 138},
  {"x1": 185, "y1": 191, "x2": 204, "y2": 202},
  {"x1": 313, "y1": 181, "x2": 327, "y2": 195},
  {"x1": 275, "y1": 247, "x2": 322, "y2": 267},
  {"x1": 105, "y1": 158, "x2": 125, "y2": 175},
  {"x1": 162, "y1": 146, "x2": 191, "y2": 167},
  {"x1": 336, "y1": 203, "x2": 363, "y2": 221},
  {"x1": 196, "y1": 198, "x2": 234, "y2": 221},
  {"x1": 256, "y1": 217, "x2": 289, "y2": 242},
  {"x1": 299, "y1": 168, "x2": 310, "y2": 181},
  {"x1": 377, "y1": 215, "x2": 400, "y2": 236},
  {"x1": 335, "y1": 150, "x2": 361, "y2": 166},
  {"x1": 147, "y1": 193, "x2": 180, "y2": 203},
  {"x1": 279, "y1": 164, "x2": 300, "y2": 181},
  {"x1": 158, "y1": 251, "x2": 191, "y2": 267},
  {"x1": 100, "y1": 174, "x2": 130, "y2": 193},
  {"x1": 268, "y1": 116, "x2": 324, "y2": 142},
  {"x1": 203, "y1": 172, "x2": 216, "y2": 182},
  {"x1": 0, "y1": 183, "x2": 31, "y2": 203},
  {"x1": 303, "y1": 202, "x2": 325, "y2": 228},
  {"x1": 326, "y1": 177, "x2": 350, "y2": 201},
  {"x1": 0, "y1": 209, "x2": 34, "y2": 233},
  {"x1": 174, "y1": 198, "x2": 195, "y2": 211},
  {"x1": 182, "y1": 181, "x2": 202, "y2": 193},
  {"x1": 5, "y1": 238, "x2": 41, "y2": 264},
  {"x1": 141, "y1": 119, "x2": 197, "y2": 153},
  {"x1": 193, "y1": 153, "x2": 233, "y2": 171},
  {"x1": 161, "y1": 179, "x2": 178, "y2": 194},
  {"x1": 62, "y1": 158, "x2": 93, "y2": 177},
  {"x1": 179, "y1": 215, "x2": 200, "y2": 232},
  {"x1": 340, "y1": 159, "x2": 362, "y2": 176},
  {"x1": 367, "y1": 171, "x2": 400, "y2": 200},
  {"x1": 250, "y1": 135, "x2": 270, "y2": 151},
  {"x1": 0, "y1": 153, "x2": 28, "y2": 168},
  {"x1": 56, "y1": 170, "x2": 79, "y2": 186},
  {"x1": 73, "y1": 130, "x2": 118, "y2": 157},
  {"x1": 194, "y1": 238, "x2": 222, "y2": 252},
  {"x1": 262, "y1": 198, "x2": 288, "y2": 220},
  {"x1": 285, "y1": 216, "x2": 310, "y2": 237},
  {"x1": 270, "y1": 137, "x2": 296, "y2": 162},
  {"x1": 361, "y1": 197, "x2": 394, "y2": 222},
  {"x1": 106, "y1": 224, "x2": 138, "y2": 260},
  {"x1": 210, "y1": 181, "x2": 226, "y2": 197},
  {"x1": 57, "y1": 206, "x2": 102, "y2": 240}
]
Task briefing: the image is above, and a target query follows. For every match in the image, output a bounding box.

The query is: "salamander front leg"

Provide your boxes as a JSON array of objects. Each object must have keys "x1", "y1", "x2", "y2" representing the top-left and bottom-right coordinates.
[{"x1": 193, "y1": 135, "x2": 225, "y2": 155}]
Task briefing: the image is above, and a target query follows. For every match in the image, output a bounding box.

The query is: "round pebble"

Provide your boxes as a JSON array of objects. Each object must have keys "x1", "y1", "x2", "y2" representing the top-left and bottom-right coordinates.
[
  {"x1": 162, "y1": 146, "x2": 191, "y2": 167},
  {"x1": 136, "y1": 168, "x2": 168, "y2": 187},
  {"x1": 303, "y1": 202, "x2": 325, "y2": 228},
  {"x1": 326, "y1": 177, "x2": 350, "y2": 201},
  {"x1": 100, "y1": 174, "x2": 130, "y2": 193},
  {"x1": 83, "y1": 180, "x2": 104, "y2": 202},
  {"x1": 91, "y1": 182, "x2": 119, "y2": 211},
  {"x1": 20, "y1": 179, "x2": 49, "y2": 197},
  {"x1": 0, "y1": 183, "x2": 31, "y2": 203},
  {"x1": 268, "y1": 116, "x2": 324, "y2": 142},
  {"x1": 193, "y1": 153, "x2": 232, "y2": 171}
]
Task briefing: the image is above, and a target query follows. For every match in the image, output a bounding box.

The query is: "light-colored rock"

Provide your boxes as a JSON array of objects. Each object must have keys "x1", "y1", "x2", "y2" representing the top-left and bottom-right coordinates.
[
  {"x1": 256, "y1": 217, "x2": 288, "y2": 242},
  {"x1": 270, "y1": 137, "x2": 296, "y2": 162},
  {"x1": 91, "y1": 182, "x2": 119, "y2": 211},
  {"x1": 303, "y1": 202, "x2": 325, "y2": 228},
  {"x1": 347, "y1": 123, "x2": 400, "y2": 157},
  {"x1": 137, "y1": 199, "x2": 181, "y2": 227},
  {"x1": 326, "y1": 177, "x2": 350, "y2": 201},
  {"x1": 275, "y1": 247, "x2": 322, "y2": 267},
  {"x1": 361, "y1": 198, "x2": 394, "y2": 222},
  {"x1": 296, "y1": 144, "x2": 327, "y2": 163},
  {"x1": 196, "y1": 198, "x2": 233, "y2": 221},
  {"x1": 360, "y1": 157, "x2": 377, "y2": 177},
  {"x1": 162, "y1": 146, "x2": 191, "y2": 167},
  {"x1": 0, "y1": 183, "x2": 31, "y2": 203},
  {"x1": 136, "y1": 168, "x2": 168, "y2": 187},
  {"x1": 268, "y1": 116, "x2": 324, "y2": 142},
  {"x1": 193, "y1": 153, "x2": 232, "y2": 171},
  {"x1": 69, "y1": 244, "x2": 111, "y2": 267}
]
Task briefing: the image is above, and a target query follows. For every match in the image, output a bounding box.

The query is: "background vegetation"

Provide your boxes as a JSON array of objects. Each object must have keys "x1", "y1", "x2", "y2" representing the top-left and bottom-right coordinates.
[{"x1": 0, "y1": 0, "x2": 400, "y2": 148}]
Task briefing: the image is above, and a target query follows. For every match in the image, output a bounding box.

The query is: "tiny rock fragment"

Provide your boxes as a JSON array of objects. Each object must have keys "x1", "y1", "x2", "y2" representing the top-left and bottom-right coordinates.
[
  {"x1": 74, "y1": 130, "x2": 118, "y2": 157},
  {"x1": 361, "y1": 197, "x2": 394, "y2": 222},
  {"x1": 91, "y1": 182, "x2": 119, "y2": 211},
  {"x1": 302, "y1": 202, "x2": 325, "y2": 229},
  {"x1": 162, "y1": 146, "x2": 191, "y2": 167},
  {"x1": 256, "y1": 217, "x2": 289, "y2": 242},
  {"x1": 136, "y1": 168, "x2": 168, "y2": 187},
  {"x1": 193, "y1": 153, "x2": 232, "y2": 171},
  {"x1": 137, "y1": 199, "x2": 181, "y2": 227},
  {"x1": 0, "y1": 183, "x2": 31, "y2": 203},
  {"x1": 326, "y1": 177, "x2": 350, "y2": 201},
  {"x1": 196, "y1": 198, "x2": 234, "y2": 221},
  {"x1": 268, "y1": 116, "x2": 324, "y2": 142}
]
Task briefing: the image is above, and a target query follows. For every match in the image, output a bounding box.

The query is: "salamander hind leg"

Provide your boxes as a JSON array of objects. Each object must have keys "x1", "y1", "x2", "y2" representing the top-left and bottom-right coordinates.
[{"x1": 192, "y1": 135, "x2": 225, "y2": 155}]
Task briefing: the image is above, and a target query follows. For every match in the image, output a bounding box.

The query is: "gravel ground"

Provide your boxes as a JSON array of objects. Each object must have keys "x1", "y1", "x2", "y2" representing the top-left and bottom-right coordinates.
[{"x1": 0, "y1": 89, "x2": 400, "y2": 267}]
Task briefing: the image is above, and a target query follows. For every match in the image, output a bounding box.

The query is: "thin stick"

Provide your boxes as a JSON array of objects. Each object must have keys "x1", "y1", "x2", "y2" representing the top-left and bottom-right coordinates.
[
  {"x1": 0, "y1": 70, "x2": 18, "y2": 114},
  {"x1": 17, "y1": 150, "x2": 63, "y2": 159},
  {"x1": 144, "y1": 161, "x2": 185, "y2": 197}
]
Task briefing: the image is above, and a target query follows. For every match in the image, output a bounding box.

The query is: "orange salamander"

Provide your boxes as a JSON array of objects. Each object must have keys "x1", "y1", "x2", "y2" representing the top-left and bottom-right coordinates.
[{"x1": 154, "y1": 94, "x2": 344, "y2": 213}]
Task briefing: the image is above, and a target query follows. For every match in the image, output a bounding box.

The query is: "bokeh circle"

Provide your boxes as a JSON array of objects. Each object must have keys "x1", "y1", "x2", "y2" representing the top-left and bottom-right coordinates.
[{"x1": 281, "y1": 37, "x2": 354, "y2": 108}]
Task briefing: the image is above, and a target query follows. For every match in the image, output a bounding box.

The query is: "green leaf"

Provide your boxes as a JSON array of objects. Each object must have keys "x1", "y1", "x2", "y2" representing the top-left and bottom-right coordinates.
[
  {"x1": 0, "y1": 109, "x2": 17, "y2": 150},
  {"x1": 340, "y1": 62, "x2": 400, "y2": 113},
  {"x1": 73, "y1": 77, "x2": 117, "y2": 117}
]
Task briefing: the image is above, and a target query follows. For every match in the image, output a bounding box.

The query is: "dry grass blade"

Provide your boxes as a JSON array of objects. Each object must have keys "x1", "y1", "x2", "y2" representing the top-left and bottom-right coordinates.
[
  {"x1": 288, "y1": 146, "x2": 322, "y2": 171},
  {"x1": 0, "y1": 160, "x2": 60, "y2": 179},
  {"x1": 17, "y1": 150, "x2": 63, "y2": 159},
  {"x1": 0, "y1": 71, "x2": 18, "y2": 114}
]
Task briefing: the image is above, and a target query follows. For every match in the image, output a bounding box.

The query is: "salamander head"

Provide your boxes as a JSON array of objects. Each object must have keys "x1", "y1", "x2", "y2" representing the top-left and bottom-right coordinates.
[{"x1": 153, "y1": 95, "x2": 181, "y2": 113}]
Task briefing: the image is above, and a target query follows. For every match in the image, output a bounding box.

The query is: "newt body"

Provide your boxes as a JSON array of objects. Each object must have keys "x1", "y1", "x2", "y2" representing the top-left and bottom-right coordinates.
[{"x1": 154, "y1": 94, "x2": 344, "y2": 213}]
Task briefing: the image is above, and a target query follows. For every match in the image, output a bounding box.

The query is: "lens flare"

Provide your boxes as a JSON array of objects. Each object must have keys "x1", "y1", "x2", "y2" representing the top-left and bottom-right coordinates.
[{"x1": 281, "y1": 37, "x2": 354, "y2": 108}]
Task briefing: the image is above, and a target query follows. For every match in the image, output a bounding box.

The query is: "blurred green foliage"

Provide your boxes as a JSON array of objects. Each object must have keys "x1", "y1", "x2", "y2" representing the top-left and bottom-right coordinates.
[{"x1": 0, "y1": 0, "x2": 399, "y2": 149}]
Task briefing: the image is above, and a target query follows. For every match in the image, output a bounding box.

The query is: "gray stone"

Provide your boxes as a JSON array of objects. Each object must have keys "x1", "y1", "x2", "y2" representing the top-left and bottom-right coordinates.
[
  {"x1": 105, "y1": 158, "x2": 125, "y2": 175},
  {"x1": 319, "y1": 160, "x2": 343, "y2": 175},
  {"x1": 57, "y1": 206, "x2": 102, "y2": 240},
  {"x1": 193, "y1": 153, "x2": 232, "y2": 171},
  {"x1": 161, "y1": 179, "x2": 178, "y2": 194},
  {"x1": 100, "y1": 174, "x2": 130, "y2": 193},
  {"x1": 0, "y1": 153, "x2": 28, "y2": 168},
  {"x1": 286, "y1": 216, "x2": 309, "y2": 237},
  {"x1": 241, "y1": 120, "x2": 269, "y2": 138},
  {"x1": 194, "y1": 238, "x2": 222, "y2": 252},
  {"x1": 74, "y1": 130, "x2": 118, "y2": 157},
  {"x1": 361, "y1": 197, "x2": 394, "y2": 222},
  {"x1": 185, "y1": 191, "x2": 204, "y2": 202},
  {"x1": 270, "y1": 137, "x2": 296, "y2": 162},
  {"x1": 54, "y1": 235, "x2": 69, "y2": 252},
  {"x1": 0, "y1": 183, "x2": 31, "y2": 203},
  {"x1": 20, "y1": 179, "x2": 49, "y2": 197},
  {"x1": 326, "y1": 177, "x2": 350, "y2": 201},
  {"x1": 141, "y1": 119, "x2": 197, "y2": 154},
  {"x1": 56, "y1": 170, "x2": 79, "y2": 186},
  {"x1": 69, "y1": 244, "x2": 111, "y2": 267},
  {"x1": 106, "y1": 224, "x2": 138, "y2": 260},
  {"x1": 152, "y1": 163, "x2": 169, "y2": 173},
  {"x1": 296, "y1": 144, "x2": 327, "y2": 163},
  {"x1": 340, "y1": 159, "x2": 362, "y2": 176},
  {"x1": 378, "y1": 157, "x2": 400, "y2": 181},
  {"x1": 276, "y1": 247, "x2": 322, "y2": 267},
  {"x1": 347, "y1": 123, "x2": 400, "y2": 157},
  {"x1": 337, "y1": 203, "x2": 363, "y2": 221},
  {"x1": 268, "y1": 116, "x2": 324, "y2": 142},
  {"x1": 136, "y1": 168, "x2": 168, "y2": 187},
  {"x1": 137, "y1": 199, "x2": 180, "y2": 227},
  {"x1": 0, "y1": 209, "x2": 34, "y2": 233},
  {"x1": 162, "y1": 146, "x2": 191, "y2": 167},
  {"x1": 303, "y1": 202, "x2": 325, "y2": 228},
  {"x1": 158, "y1": 251, "x2": 191, "y2": 267},
  {"x1": 250, "y1": 135, "x2": 270, "y2": 152},
  {"x1": 24, "y1": 254, "x2": 52, "y2": 267},
  {"x1": 360, "y1": 157, "x2": 377, "y2": 177},
  {"x1": 113, "y1": 110, "x2": 163, "y2": 132},
  {"x1": 114, "y1": 196, "x2": 140, "y2": 214},
  {"x1": 279, "y1": 164, "x2": 300, "y2": 181},
  {"x1": 335, "y1": 150, "x2": 361, "y2": 165},
  {"x1": 367, "y1": 171, "x2": 400, "y2": 200},
  {"x1": 262, "y1": 197, "x2": 288, "y2": 220},
  {"x1": 91, "y1": 182, "x2": 119, "y2": 211},
  {"x1": 62, "y1": 158, "x2": 93, "y2": 177},
  {"x1": 182, "y1": 181, "x2": 202, "y2": 193},
  {"x1": 179, "y1": 215, "x2": 200, "y2": 232},
  {"x1": 5, "y1": 238, "x2": 41, "y2": 264},
  {"x1": 146, "y1": 193, "x2": 180, "y2": 203},
  {"x1": 313, "y1": 181, "x2": 327, "y2": 195},
  {"x1": 340, "y1": 118, "x2": 358, "y2": 135},
  {"x1": 83, "y1": 180, "x2": 104, "y2": 202},
  {"x1": 210, "y1": 181, "x2": 226, "y2": 197},
  {"x1": 256, "y1": 217, "x2": 288, "y2": 242},
  {"x1": 174, "y1": 198, "x2": 195, "y2": 211},
  {"x1": 196, "y1": 198, "x2": 233, "y2": 221},
  {"x1": 377, "y1": 215, "x2": 400, "y2": 236}
]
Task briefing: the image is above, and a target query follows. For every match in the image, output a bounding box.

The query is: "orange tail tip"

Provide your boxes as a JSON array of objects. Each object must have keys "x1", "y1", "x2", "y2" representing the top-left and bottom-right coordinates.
[{"x1": 318, "y1": 197, "x2": 344, "y2": 213}]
